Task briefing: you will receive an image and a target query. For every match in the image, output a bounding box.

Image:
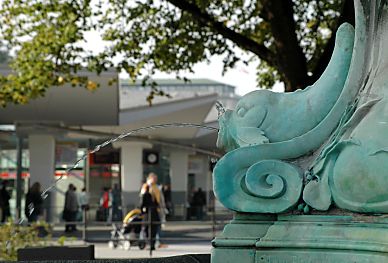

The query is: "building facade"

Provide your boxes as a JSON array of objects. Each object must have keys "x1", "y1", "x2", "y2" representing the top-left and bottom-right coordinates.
[{"x1": 0, "y1": 70, "x2": 239, "y2": 221}]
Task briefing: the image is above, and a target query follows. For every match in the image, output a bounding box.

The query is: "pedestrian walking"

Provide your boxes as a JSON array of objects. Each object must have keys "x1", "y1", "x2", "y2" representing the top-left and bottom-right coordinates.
[
  {"x1": 64, "y1": 184, "x2": 78, "y2": 232},
  {"x1": 140, "y1": 173, "x2": 167, "y2": 248},
  {"x1": 162, "y1": 184, "x2": 172, "y2": 217},
  {"x1": 111, "y1": 184, "x2": 122, "y2": 221},
  {"x1": 141, "y1": 184, "x2": 159, "y2": 250},
  {"x1": 78, "y1": 187, "x2": 89, "y2": 221},
  {"x1": 99, "y1": 187, "x2": 112, "y2": 223},
  {"x1": 25, "y1": 182, "x2": 43, "y2": 222},
  {"x1": 192, "y1": 188, "x2": 206, "y2": 220},
  {"x1": 79, "y1": 187, "x2": 89, "y2": 210},
  {"x1": 0, "y1": 181, "x2": 11, "y2": 222}
]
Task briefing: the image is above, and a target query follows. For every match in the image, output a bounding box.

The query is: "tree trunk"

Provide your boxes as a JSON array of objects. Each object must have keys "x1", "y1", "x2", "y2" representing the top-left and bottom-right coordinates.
[
  {"x1": 261, "y1": 0, "x2": 310, "y2": 92},
  {"x1": 310, "y1": 0, "x2": 355, "y2": 83}
]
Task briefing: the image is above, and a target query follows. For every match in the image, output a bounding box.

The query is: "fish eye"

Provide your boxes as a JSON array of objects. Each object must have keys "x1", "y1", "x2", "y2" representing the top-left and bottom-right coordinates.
[{"x1": 236, "y1": 107, "x2": 247, "y2": 117}]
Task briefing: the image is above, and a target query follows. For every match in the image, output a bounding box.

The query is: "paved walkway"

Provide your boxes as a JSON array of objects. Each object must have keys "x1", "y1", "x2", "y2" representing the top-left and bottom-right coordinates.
[
  {"x1": 94, "y1": 242, "x2": 212, "y2": 259},
  {"x1": 56, "y1": 221, "x2": 217, "y2": 259},
  {"x1": 53, "y1": 220, "x2": 225, "y2": 243}
]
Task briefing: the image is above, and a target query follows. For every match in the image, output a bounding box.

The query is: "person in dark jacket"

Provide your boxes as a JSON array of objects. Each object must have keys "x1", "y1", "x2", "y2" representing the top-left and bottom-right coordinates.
[
  {"x1": 0, "y1": 181, "x2": 11, "y2": 222},
  {"x1": 111, "y1": 183, "x2": 122, "y2": 221},
  {"x1": 25, "y1": 182, "x2": 43, "y2": 222},
  {"x1": 141, "y1": 185, "x2": 160, "y2": 250},
  {"x1": 64, "y1": 184, "x2": 79, "y2": 232},
  {"x1": 192, "y1": 188, "x2": 206, "y2": 220},
  {"x1": 162, "y1": 184, "x2": 172, "y2": 217}
]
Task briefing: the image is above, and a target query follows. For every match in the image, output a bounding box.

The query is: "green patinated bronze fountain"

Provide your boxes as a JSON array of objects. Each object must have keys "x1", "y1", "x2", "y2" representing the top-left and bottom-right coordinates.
[{"x1": 212, "y1": 0, "x2": 388, "y2": 262}]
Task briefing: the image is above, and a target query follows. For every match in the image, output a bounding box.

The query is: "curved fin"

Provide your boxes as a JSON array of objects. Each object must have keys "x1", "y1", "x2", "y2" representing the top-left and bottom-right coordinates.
[{"x1": 235, "y1": 127, "x2": 269, "y2": 147}]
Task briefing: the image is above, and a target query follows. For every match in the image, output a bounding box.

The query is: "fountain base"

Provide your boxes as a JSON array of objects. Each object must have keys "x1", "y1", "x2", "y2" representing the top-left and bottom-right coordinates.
[{"x1": 212, "y1": 214, "x2": 388, "y2": 262}]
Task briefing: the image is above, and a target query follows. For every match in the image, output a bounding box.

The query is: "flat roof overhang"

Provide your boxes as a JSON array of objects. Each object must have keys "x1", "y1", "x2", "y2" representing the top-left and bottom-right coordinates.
[
  {"x1": 0, "y1": 68, "x2": 119, "y2": 126},
  {"x1": 82, "y1": 94, "x2": 219, "y2": 140}
]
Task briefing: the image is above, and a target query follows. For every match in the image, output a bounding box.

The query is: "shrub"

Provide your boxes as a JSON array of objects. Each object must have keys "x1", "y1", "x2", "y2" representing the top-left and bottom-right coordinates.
[{"x1": 0, "y1": 220, "x2": 51, "y2": 261}]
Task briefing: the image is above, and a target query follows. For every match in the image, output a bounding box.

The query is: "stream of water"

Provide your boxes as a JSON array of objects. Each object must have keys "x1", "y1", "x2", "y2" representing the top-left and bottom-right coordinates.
[
  {"x1": 24, "y1": 122, "x2": 220, "y2": 219},
  {"x1": 4, "y1": 102, "x2": 228, "y2": 252}
]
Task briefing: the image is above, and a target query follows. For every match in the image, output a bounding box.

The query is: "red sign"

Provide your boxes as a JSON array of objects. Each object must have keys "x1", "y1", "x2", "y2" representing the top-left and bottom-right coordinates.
[
  {"x1": 55, "y1": 171, "x2": 84, "y2": 177},
  {"x1": 0, "y1": 172, "x2": 29, "y2": 178}
]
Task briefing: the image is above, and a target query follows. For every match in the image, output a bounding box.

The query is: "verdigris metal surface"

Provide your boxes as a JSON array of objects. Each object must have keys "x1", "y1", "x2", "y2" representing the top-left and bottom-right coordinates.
[
  {"x1": 307, "y1": 0, "x2": 388, "y2": 213},
  {"x1": 212, "y1": 215, "x2": 388, "y2": 263},
  {"x1": 212, "y1": 0, "x2": 388, "y2": 261},
  {"x1": 214, "y1": 0, "x2": 388, "y2": 214}
]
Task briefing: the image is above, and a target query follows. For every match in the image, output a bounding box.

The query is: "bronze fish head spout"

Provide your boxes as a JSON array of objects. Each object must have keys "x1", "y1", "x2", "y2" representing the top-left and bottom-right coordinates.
[{"x1": 216, "y1": 90, "x2": 271, "y2": 152}]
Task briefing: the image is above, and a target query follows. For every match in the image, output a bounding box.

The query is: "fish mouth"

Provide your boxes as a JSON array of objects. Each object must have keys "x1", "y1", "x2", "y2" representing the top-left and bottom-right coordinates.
[
  {"x1": 216, "y1": 127, "x2": 225, "y2": 149},
  {"x1": 216, "y1": 110, "x2": 236, "y2": 151},
  {"x1": 216, "y1": 119, "x2": 225, "y2": 149},
  {"x1": 217, "y1": 127, "x2": 239, "y2": 152},
  {"x1": 216, "y1": 113, "x2": 228, "y2": 149}
]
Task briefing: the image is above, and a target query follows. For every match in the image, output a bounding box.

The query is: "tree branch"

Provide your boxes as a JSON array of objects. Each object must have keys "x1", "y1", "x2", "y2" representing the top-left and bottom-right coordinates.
[{"x1": 164, "y1": 0, "x2": 276, "y2": 67}]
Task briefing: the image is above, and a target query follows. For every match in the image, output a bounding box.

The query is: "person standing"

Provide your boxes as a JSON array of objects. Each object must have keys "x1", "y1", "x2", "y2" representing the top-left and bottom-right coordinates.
[
  {"x1": 140, "y1": 173, "x2": 167, "y2": 247},
  {"x1": 99, "y1": 187, "x2": 112, "y2": 223},
  {"x1": 64, "y1": 184, "x2": 78, "y2": 232},
  {"x1": 0, "y1": 181, "x2": 11, "y2": 222},
  {"x1": 162, "y1": 184, "x2": 172, "y2": 217},
  {"x1": 192, "y1": 188, "x2": 206, "y2": 220},
  {"x1": 111, "y1": 184, "x2": 122, "y2": 221},
  {"x1": 79, "y1": 187, "x2": 89, "y2": 210},
  {"x1": 25, "y1": 182, "x2": 43, "y2": 222},
  {"x1": 140, "y1": 173, "x2": 166, "y2": 223},
  {"x1": 141, "y1": 184, "x2": 160, "y2": 250},
  {"x1": 78, "y1": 187, "x2": 89, "y2": 222}
]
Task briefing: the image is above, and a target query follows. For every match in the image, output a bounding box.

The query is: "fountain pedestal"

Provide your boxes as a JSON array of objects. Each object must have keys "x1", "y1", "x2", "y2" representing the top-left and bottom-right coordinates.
[{"x1": 212, "y1": 214, "x2": 388, "y2": 262}]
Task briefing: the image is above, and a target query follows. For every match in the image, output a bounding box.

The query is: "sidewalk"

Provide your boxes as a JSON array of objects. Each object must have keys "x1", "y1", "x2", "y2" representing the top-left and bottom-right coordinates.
[
  {"x1": 94, "y1": 242, "x2": 212, "y2": 259},
  {"x1": 58, "y1": 239, "x2": 211, "y2": 259},
  {"x1": 53, "y1": 221, "x2": 218, "y2": 259}
]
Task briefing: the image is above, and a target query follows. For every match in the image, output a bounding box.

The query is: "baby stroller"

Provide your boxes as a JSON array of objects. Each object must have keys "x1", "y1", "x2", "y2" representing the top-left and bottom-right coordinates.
[{"x1": 108, "y1": 208, "x2": 146, "y2": 250}]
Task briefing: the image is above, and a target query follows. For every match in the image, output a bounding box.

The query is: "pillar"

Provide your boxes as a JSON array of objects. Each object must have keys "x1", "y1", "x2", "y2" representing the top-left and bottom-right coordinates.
[
  {"x1": 196, "y1": 155, "x2": 212, "y2": 209},
  {"x1": 170, "y1": 150, "x2": 189, "y2": 217},
  {"x1": 113, "y1": 141, "x2": 151, "y2": 211},
  {"x1": 15, "y1": 136, "x2": 23, "y2": 221},
  {"x1": 28, "y1": 134, "x2": 56, "y2": 222}
]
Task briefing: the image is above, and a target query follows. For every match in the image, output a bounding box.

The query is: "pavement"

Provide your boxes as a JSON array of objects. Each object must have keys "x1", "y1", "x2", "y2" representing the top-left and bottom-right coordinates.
[
  {"x1": 94, "y1": 241, "x2": 212, "y2": 259},
  {"x1": 52, "y1": 220, "x2": 226, "y2": 259}
]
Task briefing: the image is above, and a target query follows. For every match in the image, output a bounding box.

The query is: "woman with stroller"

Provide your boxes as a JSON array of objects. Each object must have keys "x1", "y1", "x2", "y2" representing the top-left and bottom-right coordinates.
[{"x1": 140, "y1": 184, "x2": 160, "y2": 251}]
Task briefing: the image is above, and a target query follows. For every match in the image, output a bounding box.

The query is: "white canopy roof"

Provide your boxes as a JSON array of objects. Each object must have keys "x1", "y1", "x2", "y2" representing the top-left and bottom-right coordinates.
[
  {"x1": 0, "y1": 68, "x2": 119, "y2": 126},
  {"x1": 0, "y1": 70, "x2": 238, "y2": 150}
]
